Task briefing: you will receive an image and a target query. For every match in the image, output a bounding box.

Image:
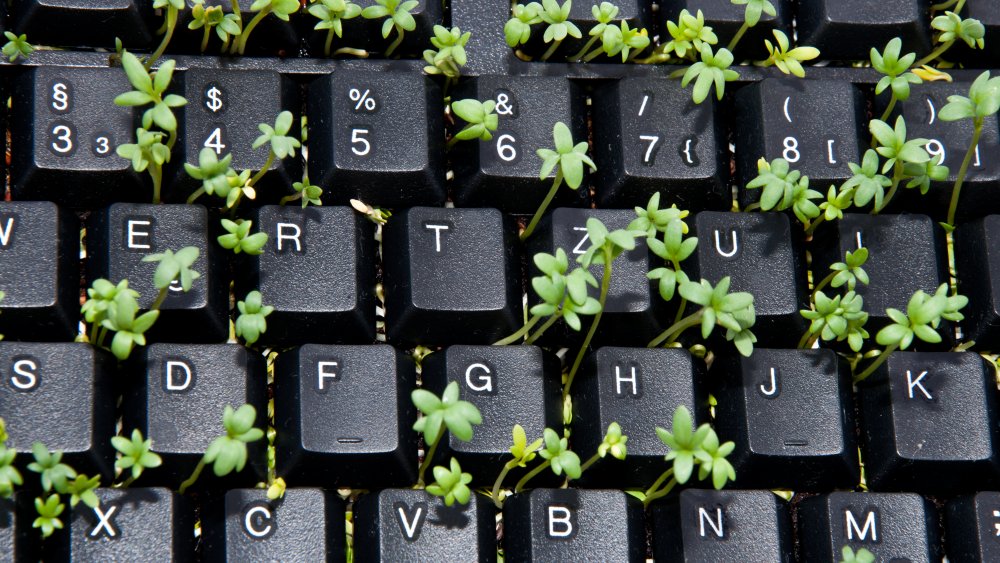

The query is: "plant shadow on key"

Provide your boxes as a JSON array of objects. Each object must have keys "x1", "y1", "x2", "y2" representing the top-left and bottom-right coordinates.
[{"x1": 427, "y1": 498, "x2": 472, "y2": 530}]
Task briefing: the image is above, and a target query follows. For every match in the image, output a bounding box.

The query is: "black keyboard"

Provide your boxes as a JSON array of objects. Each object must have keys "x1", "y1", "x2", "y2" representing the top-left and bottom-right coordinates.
[{"x1": 1, "y1": 1, "x2": 1000, "y2": 561}]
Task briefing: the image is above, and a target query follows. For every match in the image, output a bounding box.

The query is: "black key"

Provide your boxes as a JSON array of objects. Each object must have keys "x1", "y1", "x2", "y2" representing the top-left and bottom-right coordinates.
[
  {"x1": 202, "y1": 488, "x2": 345, "y2": 562},
  {"x1": 354, "y1": 488, "x2": 496, "y2": 562},
  {"x1": 87, "y1": 203, "x2": 229, "y2": 343},
  {"x1": 651, "y1": 489, "x2": 793, "y2": 562},
  {"x1": 421, "y1": 345, "x2": 562, "y2": 482},
  {"x1": 12, "y1": 1, "x2": 153, "y2": 49},
  {"x1": 798, "y1": 492, "x2": 942, "y2": 561},
  {"x1": 503, "y1": 488, "x2": 645, "y2": 563},
  {"x1": 573, "y1": 347, "x2": 708, "y2": 488},
  {"x1": 711, "y1": 348, "x2": 859, "y2": 490},
  {"x1": 797, "y1": 0, "x2": 931, "y2": 61},
  {"x1": 123, "y1": 344, "x2": 267, "y2": 490},
  {"x1": 308, "y1": 70, "x2": 445, "y2": 207},
  {"x1": 735, "y1": 79, "x2": 865, "y2": 209},
  {"x1": 858, "y1": 351, "x2": 1000, "y2": 494},
  {"x1": 659, "y1": 0, "x2": 792, "y2": 59},
  {"x1": 557, "y1": 1, "x2": 654, "y2": 59},
  {"x1": 348, "y1": 0, "x2": 443, "y2": 57},
  {"x1": 592, "y1": 77, "x2": 729, "y2": 211},
  {"x1": 451, "y1": 76, "x2": 588, "y2": 212},
  {"x1": 946, "y1": 491, "x2": 1000, "y2": 563},
  {"x1": 691, "y1": 211, "x2": 808, "y2": 347},
  {"x1": 169, "y1": 68, "x2": 301, "y2": 204},
  {"x1": 4, "y1": 495, "x2": 39, "y2": 562},
  {"x1": 383, "y1": 207, "x2": 521, "y2": 346},
  {"x1": 275, "y1": 344, "x2": 417, "y2": 488},
  {"x1": 0, "y1": 342, "x2": 115, "y2": 481},
  {"x1": 10, "y1": 66, "x2": 142, "y2": 207},
  {"x1": 176, "y1": 1, "x2": 298, "y2": 56},
  {"x1": 956, "y1": 215, "x2": 1000, "y2": 348},
  {"x1": 244, "y1": 206, "x2": 377, "y2": 346},
  {"x1": 0, "y1": 202, "x2": 79, "y2": 342}
]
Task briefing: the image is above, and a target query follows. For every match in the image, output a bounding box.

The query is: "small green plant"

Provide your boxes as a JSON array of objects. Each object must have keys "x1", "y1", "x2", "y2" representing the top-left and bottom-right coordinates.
[
  {"x1": 65, "y1": 474, "x2": 101, "y2": 508},
  {"x1": 0, "y1": 419, "x2": 23, "y2": 499},
  {"x1": 309, "y1": 0, "x2": 363, "y2": 56},
  {"x1": 869, "y1": 116, "x2": 940, "y2": 213},
  {"x1": 233, "y1": 0, "x2": 300, "y2": 55},
  {"x1": 178, "y1": 404, "x2": 265, "y2": 494},
  {"x1": 569, "y1": 2, "x2": 619, "y2": 61},
  {"x1": 100, "y1": 288, "x2": 161, "y2": 361},
  {"x1": 448, "y1": 99, "x2": 499, "y2": 148},
  {"x1": 597, "y1": 21, "x2": 650, "y2": 62},
  {"x1": 2, "y1": 32, "x2": 34, "y2": 62},
  {"x1": 915, "y1": 9, "x2": 986, "y2": 67},
  {"x1": 28, "y1": 443, "x2": 77, "y2": 495},
  {"x1": 190, "y1": 1, "x2": 243, "y2": 53},
  {"x1": 680, "y1": 45, "x2": 739, "y2": 104},
  {"x1": 757, "y1": 29, "x2": 820, "y2": 77},
  {"x1": 423, "y1": 25, "x2": 471, "y2": 89},
  {"x1": 411, "y1": 381, "x2": 483, "y2": 486},
  {"x1": 871, "y1": 38, "x2": 922, "y2": 122},
  {"x1": 117, "y1": 128, "x2": 172, "y2": 205},
  {"x1": 799, "y1": 290, "x2": 869, "y2": 351},
  {"x1": 362, "y1": 0, "x2": 419, "y2": 57},
  {"x1": 281, "y1": 176, "x2": 325, "y2": 208},
  {"x1": 147, "y1": 0, "x2": 184, "y2": 69},
  {"x1": 522, "y1": 121, "x2": 596, "y2": 241},
  {"x1": 513, "y1": 428, "x2": 581, "y2": 492},
  {"x1": 33, "y1": 494, "x2": 65, "y2": 539},
  {"x1": 536, "y1": 0, "x2": 582, "y2": 61},
  {"x1": 490, "y1": 425, "x2": 541, "y2": 507},
  {"x1": 185, "y1": 148, "x2": 247, "y2": 207},
  {"x1": 842, "y1": 150, "x2": 893, "y2": 211},
  {"x1": 218, "y1": 219, "x2": 269, "y2": 255},
  {"x1": 250, "y1": 111, "x2": 301, "y2": 190},
  {"x1": 647, "y1": 276, "x2": 757, "y2": 356},
  {"x1": 728, "y1": 0, "x2": 776, "y2": 52},
  {"x1": 661, "y1": 9, "x2": 717, "y2": 61},
  {"x1": 426, "y1": 458, "x2": 473, "y2": 506},
  {"x1": 144, "y1": 247, "x2": 202, "y2": 306},
  {"x1": 235, "y1": 291, "x2": 274, "y2": 346},
  {"x1": 112, "y1": 429, "x2": 163, "y2": 487},
  {"x1": 840, "y1": 546, "x2": 876, "y2": 563},
  {"x1": 504, "y1": 3, "x2": 543, "y2": 49},
  {"x1": 578, "y1": 421, "x2": 628, "y2": 473}
]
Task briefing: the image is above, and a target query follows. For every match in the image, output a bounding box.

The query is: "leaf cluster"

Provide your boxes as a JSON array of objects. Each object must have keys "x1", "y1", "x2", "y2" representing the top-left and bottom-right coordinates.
[
  {"x1": 426, "y1": 458, "x2": 473, "y2": 506},
  {"x1": 656, "y1": 405, "x2": 735, "y2": 490},
  {"x1": 204, "y1": 405, "x2": 265, "y2": 477},
  {"x1": 931, "y1": 11, "x2": 986, "y2": 50},
  {"x1": 679, "y1": 277, "x2": 757, "y2": 356},
  {"x1": 871, "y1": 38, "x2": 921, "y2": 102},
  {"x1": 664, "y1": 9, "x2": 717, "y2": 60},
  {"x1": 309, "y1": 0, "x2": 362, "y2": 38},
  {"x1": 531, "y1": 249, "x2": 601, "y2": 331},
  {"x1": 939, "y1": 71, "x2": 1000, "y2": 123},
  {"x1": 235, "y1": 291, "x2": 274, "y2": 345},
  {"x1": 538, "y1": 122, "x2": 596, "y2": 190},
  {"x1": 218, "y1": 219, "x2": 268, "y2": 255},
  {"x1": 423, "y1": 25, "x2": 470, "y2": 78},
  {"x1": 681, "y1": 45, "x2": 739, "y2": 103},
  {"x1": 758, "y1": 29, "x2": 819, "y2": 78},
  {"x1": 412, "y1": 381, "x2": 483, "y2": 444},
  {"x1": 451, "y1": 99, "x2": 499, "y2": 143},
  {"x1": 2, "y1": 32, "x2": 33, "y2": 62},
  {"x1": 362, "y1": 0, "x2": 418, "y2": 39},
  {"x1": 111, "y1": 429, "x2": 163, "y2": 482},
  {"x1": 876, "y1": 284, "x2": 967, "y2": 349}
]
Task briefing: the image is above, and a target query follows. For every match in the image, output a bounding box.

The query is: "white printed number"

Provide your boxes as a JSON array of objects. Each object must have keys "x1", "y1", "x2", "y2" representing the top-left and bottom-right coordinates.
[
  {"x1": 782, "y1": 136, "x2": 800, "y2": 163},
  {"x1": 926, "y1": 139, "x2": 946, "y2": 164},
  {"x1": 94, "y1": 136, "x2": 110, "y2": 156},
  {"x1": 204, "y1": 128, "x2": 226, "y2": 155},
  {"x1": 497, "y1": 134, "x2": 517, "y2": 162},
  {"x1": 351, "y1": 128, "x2": 371, "y2": 156},
  {"x1": 639, "y1": 135, "x2": 660, "y2": 165},
  {"x1": 51, "y1": 124, "x2": 74, "y2": 154}
]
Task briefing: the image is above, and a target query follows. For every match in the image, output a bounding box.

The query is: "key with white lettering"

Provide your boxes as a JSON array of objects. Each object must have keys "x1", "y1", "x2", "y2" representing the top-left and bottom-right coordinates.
[
  {"x1": 651, "y1": 489, "x2": 793, "y2": 561},
  {"x1": 946, "y1": 492, "x2": 1000, "y2": 563},
  {"x1": 274, "y1": 345, "x2": 417, "y2": 488},
  {"x1": 245, "y1": 206, "x2": 377, "y2": 346},
  {"x1": 798, "y1": 492, "x2": 942, "y2": 561},
  {"x1": 202, "y1": 488, "x2": 345, "y2": 562},
  {"x1": 858, "y1": 352, "x2": 1000, "y2": 494},
  {"x1": 383, "y1": 207, "x2": 521, "y2": 346},
  {"x1": 123, "y1": 344, "x2": 267, "y2": 490},
  {"x1": 503, "y1": 488, "x2": 646, "y2": 562},
  {"x1": 0, "y1": 342, "x2": 115, "y2": 481},
  {"x1": 353, "y1": 488, "x2": 495, "y2": 562},
  {"x1": 421, "y1": 345, "x2": 562, "y2": 482},
  {"x1": 87, "y1": 203, "x2": 229, "y2": 343},
  {"x1": 0, "y1": 202, "x2": 79, "y2": 341},
  {"x1": 712, "y1": 348, "x2": 859, "y2": 491}
]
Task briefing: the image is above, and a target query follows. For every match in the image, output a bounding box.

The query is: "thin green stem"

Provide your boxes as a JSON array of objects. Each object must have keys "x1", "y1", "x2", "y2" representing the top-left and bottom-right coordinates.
[
  {"x1": 563, "y1": 247, "x2": 614, "y2": 401},
  {"x1": 494, "y1": 314, "x2": 542, "y2": 345},
  {"x1": 582, "y1": 45, "x2": 606, "y2": 62},
  {"x1": 178, "y1": 457, "x2": 207, "y2": 494},
  {"x1": 854, "y1": 343, "x2": 899, "y2": 383},
  {"x1": 416, "y1": 428, "x2": 445, "y2": 487},
  {"x1": 333, "y1": 47, "x2": 369, "y2": 58},
  {"x1": 641, "y1": 467, "x2": 674, "y2": 507},
  {"x1": 145, "y1": 7, "x2": 178, "y2": 71},
  {"x1": 540, "y1": 39, "x2": 563, "y2": 62},
  {"x1": 201, "y1": 25, "x2": 212, "y2": 53},
  {"x1": 150, "y1": 287, "x2": 169, "y2": 311},
  {"x1": 248, "y1": 151, "x2": 277, "y2": 188},
  {"x1": 570, "y1": 35, "x2": 599, "y2": 61},
  {"x1": 930, "y1": 0, "x2": 960, "y2": 10},
  {"x1": 525, "y1": 314, "x2": 560, "y2": 345},
  {"x1": 643, "y1": 477, "x2": 678, "y2": 507},
  {"x1": 797, "y1": 328, "x2": 820, "y2": 350},
  {"x1": 804, "y1": 215, "x2": 827, "y2": 237},
  {"x1": 579, "y1": 452, "x2": 600, "y2": 475},
  {"x1": 743, "y1": 202, "x2": 762, "y2": 212},
  {"x1": 812, "y1": 271, "x2": 836, "y2": 299},
  {"x1": 664, "y1": 311, "x2": 704, "y2": 346},
  {"x1": 385, "y1": 26, "x2": 404, "y2": 58},
  {"x1": 186, "y1": 187, "x2": 207, "y2": 205},
  {"x1": 150, "y1": 165, "x2": 163, "y2": 205},
  {"x1": 727, "y1": 22, "x2": 750, "y2": 52},
  {"x1": 673, "y1": 297, "x2": 688, "y2": 326},
  {"x1": 96, "y1": 326, "x2": 109, "y2": 348},
  {"x1": 89, "y1": 323, "x2": 100, "y2": 345},
  {"x1": 648, "y1": 309, "x2": 704, "y2": 348},
  {"x1": 515, "y1": 459, "x2": 551, "y2": 492},
  {"x1": 878, "y1": 94, "x2": 899, "y2": 124},
  {"x1": 325, "y1": 30, "x2": 335, "y2": 57},
  {"x1": 120, "y1": 474, "x2": 136, "y2": 489},
  {"x1": 914, "y1": 39, "x2": 956, "y2": 68},
  {"x1": 278, "y1": 192, "x2": 303, "y2": 207},
  {"x1": 874, "y1": 162, "x2": 904, "y2": 214},
  {"x1": 521, "y1": 170, "x2": 563, "y2": 242},
  {"x1": 234, "y1": 6, "x2": 272, "y2": 55},
  {"x1": 491, "y1": 462, "x2": 514, "y2": 508},
  {"x1": 947, "y1": 119, "x2": 983, "y2": 227}
]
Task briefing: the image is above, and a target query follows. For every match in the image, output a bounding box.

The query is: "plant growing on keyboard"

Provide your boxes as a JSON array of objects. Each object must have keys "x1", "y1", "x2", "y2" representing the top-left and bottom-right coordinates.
[
  {"x1": 235, "y1": 291, "x2": 274, "y2": 346},
  {"x1": 423, "y1": 25, "x2": 471, "y2": 90},
  {"x1": 569, "y1": 2, "x2": 618, "y2": 61},
  {"x1": 0, "y1": 419, "x2": 22, "y2": 499},
  {"x1": 117, "y1": 128, "x2": 172, "y2": 205},
  {"x1": 514, "y1": 428, "x2": 582, "y2": 492},
  {"x1": 448, "y1": 99, "x2": 499, "y2": 149},
  {"x1": 179, "y1": 404, "x2": 265, "y2": 494},
  {"x1": 840, "y1": 546, "x2": 876, "y2": 563},
  {"x1": 426, "y1": 458, "x2": 474, "y2": 506},
  {"x1": 361, "y1": 0, "x2": 418, "y2": 58},
  {"x1": 570, "y1": 2, "x2": 650, "y2": 63},
  {"x1": 522, "y1": 121, "x2": 596, "y2": 241},
  {"x1": 145, "y1": 246, "x2": 201, "y2": 308},
  {"x1": 871, "y1": 38, "x2": 922, "y2": 123},
  {"x1": 218, "y1": 219, "x2": 269, "y2": 255},
  {"x1": 185, "y1": 148, "x2": 251, "y2": 207},
  {"x1": 647, "y1": 276, "x2": 757, "y2": 357},
  {"x1": 112, "y1": 429, "x2": 163, "y2": 487},
  {"x1": 232, "y1": 0, "x2": 300, "y2": 55},
  {"x1": 27, "y1": 442, "x2": 101, "y2": 535},
  {"x1": 536, "y1": 0, "x2": 582, "y2": 61},
  {"x1": 190, "y1": 1, "x2": 242, "y2": 54},
  {"x1": 727, "y1": 0, "x2": 775, "y2": 52},
  {"x1": 147, "y1": 0, "x2": 184, "y2": 70},
  {"x1": 33, "y1": 494, "x2": 65, "y2": 539},
  {"x1": 505, "y1": 3, "x2": 542, "y2": 51},
  {"x1": 2, "y1": 32, "x2": 34, "y2": 63},
  {"x1": 489, "y1": 424, "x2": 540, "y2": 507},
  {"x1": 309, "y1": 0, "x2": 363, "y2": 56},
  {"x1": 757, "y1": 30, "x2": 819, "y2": 78},
  {"x1": 249, "y1": 111, "x2": 301, "y2": 192},
  {"x1": 799, "y1": 290, "x2": 869, "y2": 351},
  {"x1": 281, "y1": 176, "x2": 325, "y2": 208},
  {"x1": 576, "y1": 421, "x2": 628, "y2": 474},
  {"x1": 914, "y1": 10, "x2": 986, "y2": 68},
  {"x1": 660, "y1": 9, "x2": 717, "y2": 62},
  {"x1": 411, "y1": 381, "x2": 483, "y2": 486},
  {"x1": 680, "y1": 45, "x2": 739, "y2": 104},
  {"x1": 869, "y1": 116, "x2": 941, "y2": 214}
]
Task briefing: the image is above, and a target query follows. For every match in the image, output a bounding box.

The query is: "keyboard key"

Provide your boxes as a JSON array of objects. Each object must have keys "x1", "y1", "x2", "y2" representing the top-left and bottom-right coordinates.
[
  {"x1": 945, "y1": 491, "x2": 1000, "y2": 563},
  {"x1": 659, "y1": 0, "x2": 792, "y2": 59},
  {"x1": 691, "y1": 211, "x2": 808, "y2": 347},
  {"x1": 2, "y1": 496, "x2": 38, "y2": 561},
  {"x1": 0, "y1": 202, "x2": 79, "y2": 342},
  {"x1": 797, "y1": 0, "x2": 931, "y2": 61},
  {"x1": 10, "y1": 66, "x2": 142, "y2": 208},
  {"x1": 202, "y1": 488, "x2": 345, "y2": 561},
  {"x1": 651, "y1": 489, "x2": 793, "y2": 561},
  {"x1": 956, "y1": 215, "x2": 1000, "y2": 348},
  {"x1": 350, "y1": 0, "x2": 444, "y2": 57},
  {"x1": 573, "y1": 347, "x2": 708, "y2": 488},
  {"x1": 421, "y1": 345, "x2": 562, "y2": 482},
  {"x1": 354, "y1": 488, "x2": 495, "y2": 562},
  {"x1": 712, "y1": 348, "x2": 859, "y2": 490},
  {"x1": 592, "y1": 77, "x2": 729, "y2": 211},
  {"x1": 0, "y1": 342, "x2": 115, "y2": 481},
  {"x1": 11, "y1": 1, "x2": 154, "y2": 49},
  {"x1": 308, "y1": 70, "x2": 445, "y2": 207},
  {"x1": 123, "y1": 344, "x2": 267, "y2": 490},
  {"x1": 568, "y1": 1, "x2": 653, "y2": 45},
  {"x1": 503, "y1": 488, "x2": 645, "y2": 562},
  {"x1": 451, "y1": 76, "x2": 588, "y2": 212},
  {"x1": 245, "y1": 206, "x2": 377, "y2": 346},
  {"x1": 87, "y1": 203, "x2": 229, "y2": 343},
  {"x1": 798, "y1": 492, "x2": 942, "y2": 561},
  {"x1": 176, "y1": 1, "x2": 298, "y2": 56},
  {"x1": 735, "y1": 78, "x2": 865, "y2": 209},
  {"x1": 858, "y1": 351, "x2": 1000, "y2": 494},
  {"x1": 383, "y1": 207, "x2": 521, "y2": 346},
  {"x1": 274, "y1": 344, "x2": 417, "y2": 488}
]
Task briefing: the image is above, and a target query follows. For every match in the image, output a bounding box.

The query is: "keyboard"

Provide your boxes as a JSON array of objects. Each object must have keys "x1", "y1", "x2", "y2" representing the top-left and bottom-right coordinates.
[{"x1": 1, "y1": 0, "x2": 1000, "y2": 561}]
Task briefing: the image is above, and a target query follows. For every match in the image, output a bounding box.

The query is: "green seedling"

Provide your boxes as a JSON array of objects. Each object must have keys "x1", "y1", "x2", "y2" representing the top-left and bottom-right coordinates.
[
  {"x1": 681, "y1": 44, "x2": 739, "y2": 104},
  {"x1": 281, "y1": 176, "x2": 324, "y2": 208},
  {"x1": 33, "y1": 494, "x2": 65, "y2": 539},
  {"x1": 648, "y1": 276, "x2": 757, "y2": 357},
  {"x1": 117, "y1": 128, "x2": 171, "y2": 204},
  {"x1": 522, "y1": 121, "x2": 596, "y2": 241},
  {"x1": 915, "y1": 10, "x2": 986, "y2": 67},
  {"x1": 505, "y1": 3, "x2": 543, "y2": 49},
  {"x1": 842, "y1": 150, "x2": 893, "y2": 211},
  {"x1": 426, "y1": 458, "x2": 473, "y2": 506},
  {"x1": 185, "y1": 148, "x2": 248, "y2": 207},
  {"x1": 147, "y1": 0, "x2": 184, "y2": 69},
  {"x1": 423, "y1": 25, "x2": 471, "y2": 88},
  {"x1": 799, "y1": 290, "x2": 869, "y2": 351},
  {"x1": 514, "y1": 428, "x2": 581, "y2": 492},
  {"x1": 250, "y1": 111, "x2": 301, "y2": 190},
  {"x1": 190, "y1": 0, "x2": 243, "y2": 53},
  {"x1": 218, "y1": 219, "x2": 268, "y2": 255},
  {"x1": 449, "y1": 99, "x2": 499, "y2": 148},
  {"x1": 728, "y1": 0, "x2": 776, "y2": 52},
  {"x1": 144, "y1": 246, "x2": 201, "y2": 306},
  {"x1": 570, "y1": 2, "x2": 619, "y2": 61},
  {"x1": 662, "y1": 9, "x2": 717, "y2": 61},
  {"x1": 65, "y1": 474, "x2": 101, "y2": 508},
  {"x1": 596, "y1": 21, "x2": 650, "y2": 62},
  {"x1": 235, "y1": 291, "x2": 274, "y2": 345},
  {"x1": 840, "y1": 546, "x2": 876, "y2": 563},
  {"x1": 490, "y1": 425, "x2": 541, "y2": 508},
  {"x1": 233, "y1": 0, "x2": 300, "y2": 55},
  {"x1": 179, "y1": 404, "x2": 265, "y2": 494},
  {"x1": 112, "y1": 429, "x2": 163, "y2": 487},
  {"x1": 0, "y1": 419, "x2": 23, "y2": 499},
  {"x1": 758, "y1": 29, "x2": 819, "y2": 77},
  {"x1": 2, "y1": 32, "x2": 34, "y2": 62},
  {"x1": 309, "y1": 0, "x2": 363, "y2": 56},
  {"x1": 578, "y1": 422, "x2": 628, "y2": 474},
  {"x1": 362, "y1": 0, "x2": 418, "y2": 57},
  {"x1": 537, "y1": 0, "x2": 582, "y2": 61},
  {"x1": 411, "y1": 381, "x2": 483, "y2": 486},
  {"x1": 869, "y1": 116, "x2": 940, "y2": 213},
  {"x1": 28, "y1": 443, "x2": 76, "y2": 494},
  {"x1": 871, "y1": 38, "x2": 922, "y2": 122},
  {"x1": 101, "y1": 289, "x2": 161, "y2": 361}
]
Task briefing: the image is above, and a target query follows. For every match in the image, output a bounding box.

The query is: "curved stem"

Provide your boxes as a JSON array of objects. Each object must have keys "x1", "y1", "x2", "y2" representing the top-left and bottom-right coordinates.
[
  {"x1": 914, "y1": 39, "x2": 955, "y2": 68},
  {"x1": 878, "y1": 95, "x2": 899, "y2": 125},
  {"x1": 150, "y1": 287, "x2": 169, "y2": 311},
  {"x1": 874, "y1": 162, "x2": 904, "y2": 214},
  {"x1": 854, "y1": 343, "x2": 899, "y2": 384},
  {"x1": 248, "y1": 151, "x2": 277, "y2": 188},
  {"x1": 491, "y1": 462, "x2": 514, "y2": 508},
  {"x1": 178, "y1": 457, "x2": 207, "y2": 494},
  {"x1": 947, "y1": 119, "x2": 983, "y2": 227},
  {"x1": 325, "y1": 30, "x2": 335, "y2": 57},
  {"x1": 278, "y1": 192, "x2": 303, "y2": 207},
  {"x1": 540, "y1": 39, "x2": 563, "y2": 62},
  {"x1": 727, "y1": 22, "x2": 750, "y2": 53},
  {"x1": 673, "y1": 297, "x2": 688, "y2": 326},
  {"x1": 515, "y1": 459, "x2": 551, "y2": 493},
  {"x1": 201, "y1": 25, "x2": 212, "y2": 53},
  {"x1": 494, "y1": 314, "x2": 542, "y2": 346},
  {"x1": 570, "y1": 35, "x2": 599, "y2": 61},
  {"x1": 641, "y1": 467, "x2": 674, "y2": 507},
  {"x1": 119, "y1": 474, "x2": 136, "y2": 489},
  {"x1": 145, "y1": 7, "x2": 178, "y2": 71},
  {"x1": 97, "y1": 326, "x2": 109, "y2": 348},
  {"x1": 521, "y1": 171, "x2": 563, "y2": 242},
  {"x1": 797, "y1": 328, "x2": 820, "y2": 350},
  {"x1": 525, "y1": 314, "x2": 560, "y2": 345},
  {"x1": 804, "y1": 215, "x2": 827, "y2": 237},
  {"x1": 385, "y1": 26, "x2": 404, "y2": 58},
  {"x1": 563, "y1": 248, "x2": 614, "y2": 400},
  {"x1": 930, "y1": 0, "x2": 960, "y2": 10},
  {"x1": 582, "y1": 46, "x2": 606, "y2": 62},
  {"x1": 643, "y1": 477, "x2": 678, "y2": 507},
  {"x1": 333, "y1": 47, "x2": 370, "y2": 58},
  {"x1": 235, "y1": 6, "x2": 272, "y2": 55},
  {"x1": 186, "y1": 187, "x2": 207, "y2": 205},
  {"x1": 416, "y1": 428, "x2": 445, "y2": 486},
  {"x1": 648, "y1": 309, "x2": 701, "y2": 348},
  {"x1": 578, "y1": 452, "x2": 600, "y2": 475},
  {"x1": 812, "y1": 271, "x2": 836, "y2": 299},
  {"x1": 664, "y1": 311, "x2": 704, "y2": 346},
  {"x1": 743, "y1": 202, "x2": 762, "y2": 212}
]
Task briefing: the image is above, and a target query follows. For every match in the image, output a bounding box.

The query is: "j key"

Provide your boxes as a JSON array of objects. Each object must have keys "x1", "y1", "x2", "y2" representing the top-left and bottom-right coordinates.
[
  {"x1": 651, "y1": 489, "x2": 793, "y2": 562},
  {"x1": 946, "y1": 492, "x2": 1000, "y2": 563},
  {"x1": 383, "y1": 207, "x2": 521, "y2": 346},
  {"x1": 812, "y1": 213, "x2": 950, "y2": 342},
  {"x1": 170, "y1": 68, "x2": 301, "y2": 203},
  {"x1": 244, "y1": 206, "x2": 377, "y2": 346},
  {"x1": 87, "y1": 203, "x2": 228, "y2": 343},
  {"x1": 573, "y1": 347, "x2": 708, "y2": 488},
  {"x1": 503, "y1": 489, "x2": 645, "y2": 563},
  {"x1": 691, "y1": 212, "x2": 808, "y2": 347},
  {"x1": 0, "y1": 202, "x2": 79, "y2": 342},
  {"x1": 354, "y1": 488, "x2": 496, "y2": 562},
  {"x1": 0, "y1": 342, "x2": 115, "y2": 481},
  {"x1": 451, "y1": 76, "x2": 588, "y2": 212},
  {"x1": 274, "y1": 345, "x2": 417, "y2": 488},
  {"x1": 12, "y1": 1, "x2": 153, "y2": 49},
  {"x1": 798, "y1": 492, "x2": 942, "y2": 562},
  {"x1": 956, "y1": 215, "x2": 1000, "y2": 348},
  {"x1": 711, "y1": 349, "x2": 859, "y2": 490},
  {"x1": 882, "y1": 82, "x2": 1000, "y2": 219},
  {"x1": 308, "y1": 70, "x2": 445, "y2": 207},
  {"x1": 659, "y1": 1, "x2": 791, "y2": 59},
  {"x1": 10, "y1": 66, "x2": 142, "y2": 208},
  {"x1": 123, "y1": 344, "x2": 267, "y2": 490},
  {"x1": 735, "y1": 79, "x2": 865, "y2": 208},
  {"x1": 349, "y1": 0, "x2": 443, "y2": 57},
  {"x1": 797, "y1": 0, "x2": 931, "y2": 61},
  {"x1": 592, "y1": 77, "x2": 729, "y2": 211},
  {"x1": 202, "y1": 488, "x2": 345, "y2": 562},
  {"x1": 858, "y1": 352, "x2": 1000, "y2": 494},
  {"x1": 421, "y1": 345, "x2": 562, "y2": 482},
  {"x1": 176, "y1": 1, "x2": 298, "y2": 56}
]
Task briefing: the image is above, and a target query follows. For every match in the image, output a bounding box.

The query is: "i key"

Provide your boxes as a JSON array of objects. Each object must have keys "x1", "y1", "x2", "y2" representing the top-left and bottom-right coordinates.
[
  {"x1": 354, "y1": 489, "x2": 496, "y2": 562},
  {"x1": 11, "y1": 66, "x2": 142, "y2": 207},
  {"x1": 592, "y1": 77, "x2": 729, "y2": 211},
  {"x1": 956, "y1": 215, "x2": 1000, "y2": 348},
  {"x1": 308, "y1": 70, "x2": 445, "y2": 207},
  {"x1": 12, "y1": 1, "x2": 154, "y2": 49},
  {"x1": 383, "y1": 207, "x2": 522, "y2": 346},
  {"x1": 735, "y1": 79, "x2": 865, "y2": 209},
  {"x1": 451, "y1": 76, "x2": 588, "y2": 212},
  {"x1": 797, "y1": 0, "x2": 931, "y2": 61},
  {"x1": 245, "y1": 206, "x2": 377, "y2": 346},
  {"x1": 0, "y1": 202, "x2": 79, "y2": 341},
  {"x1": 659, "y1": 1, "x2": 791, "y2": 59},
  {"x1": 946, "y1": 492, "x2": 1000, "y2": 563},
  {"x1": 275, "y1": 345, "x2": 417, "y2": 488}
]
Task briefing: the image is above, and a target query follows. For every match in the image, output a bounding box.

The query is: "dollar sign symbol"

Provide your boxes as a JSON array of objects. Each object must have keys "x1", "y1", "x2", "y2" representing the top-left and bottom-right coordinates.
[{"x1": 206, "y1": 86, "x2": 224, "y2": 113}]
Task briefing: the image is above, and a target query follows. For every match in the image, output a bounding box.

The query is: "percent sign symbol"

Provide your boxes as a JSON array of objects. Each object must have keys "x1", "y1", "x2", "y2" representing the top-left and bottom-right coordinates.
[{"x1": 349, "y1": 88, "x2": 378, "y2": 112}]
